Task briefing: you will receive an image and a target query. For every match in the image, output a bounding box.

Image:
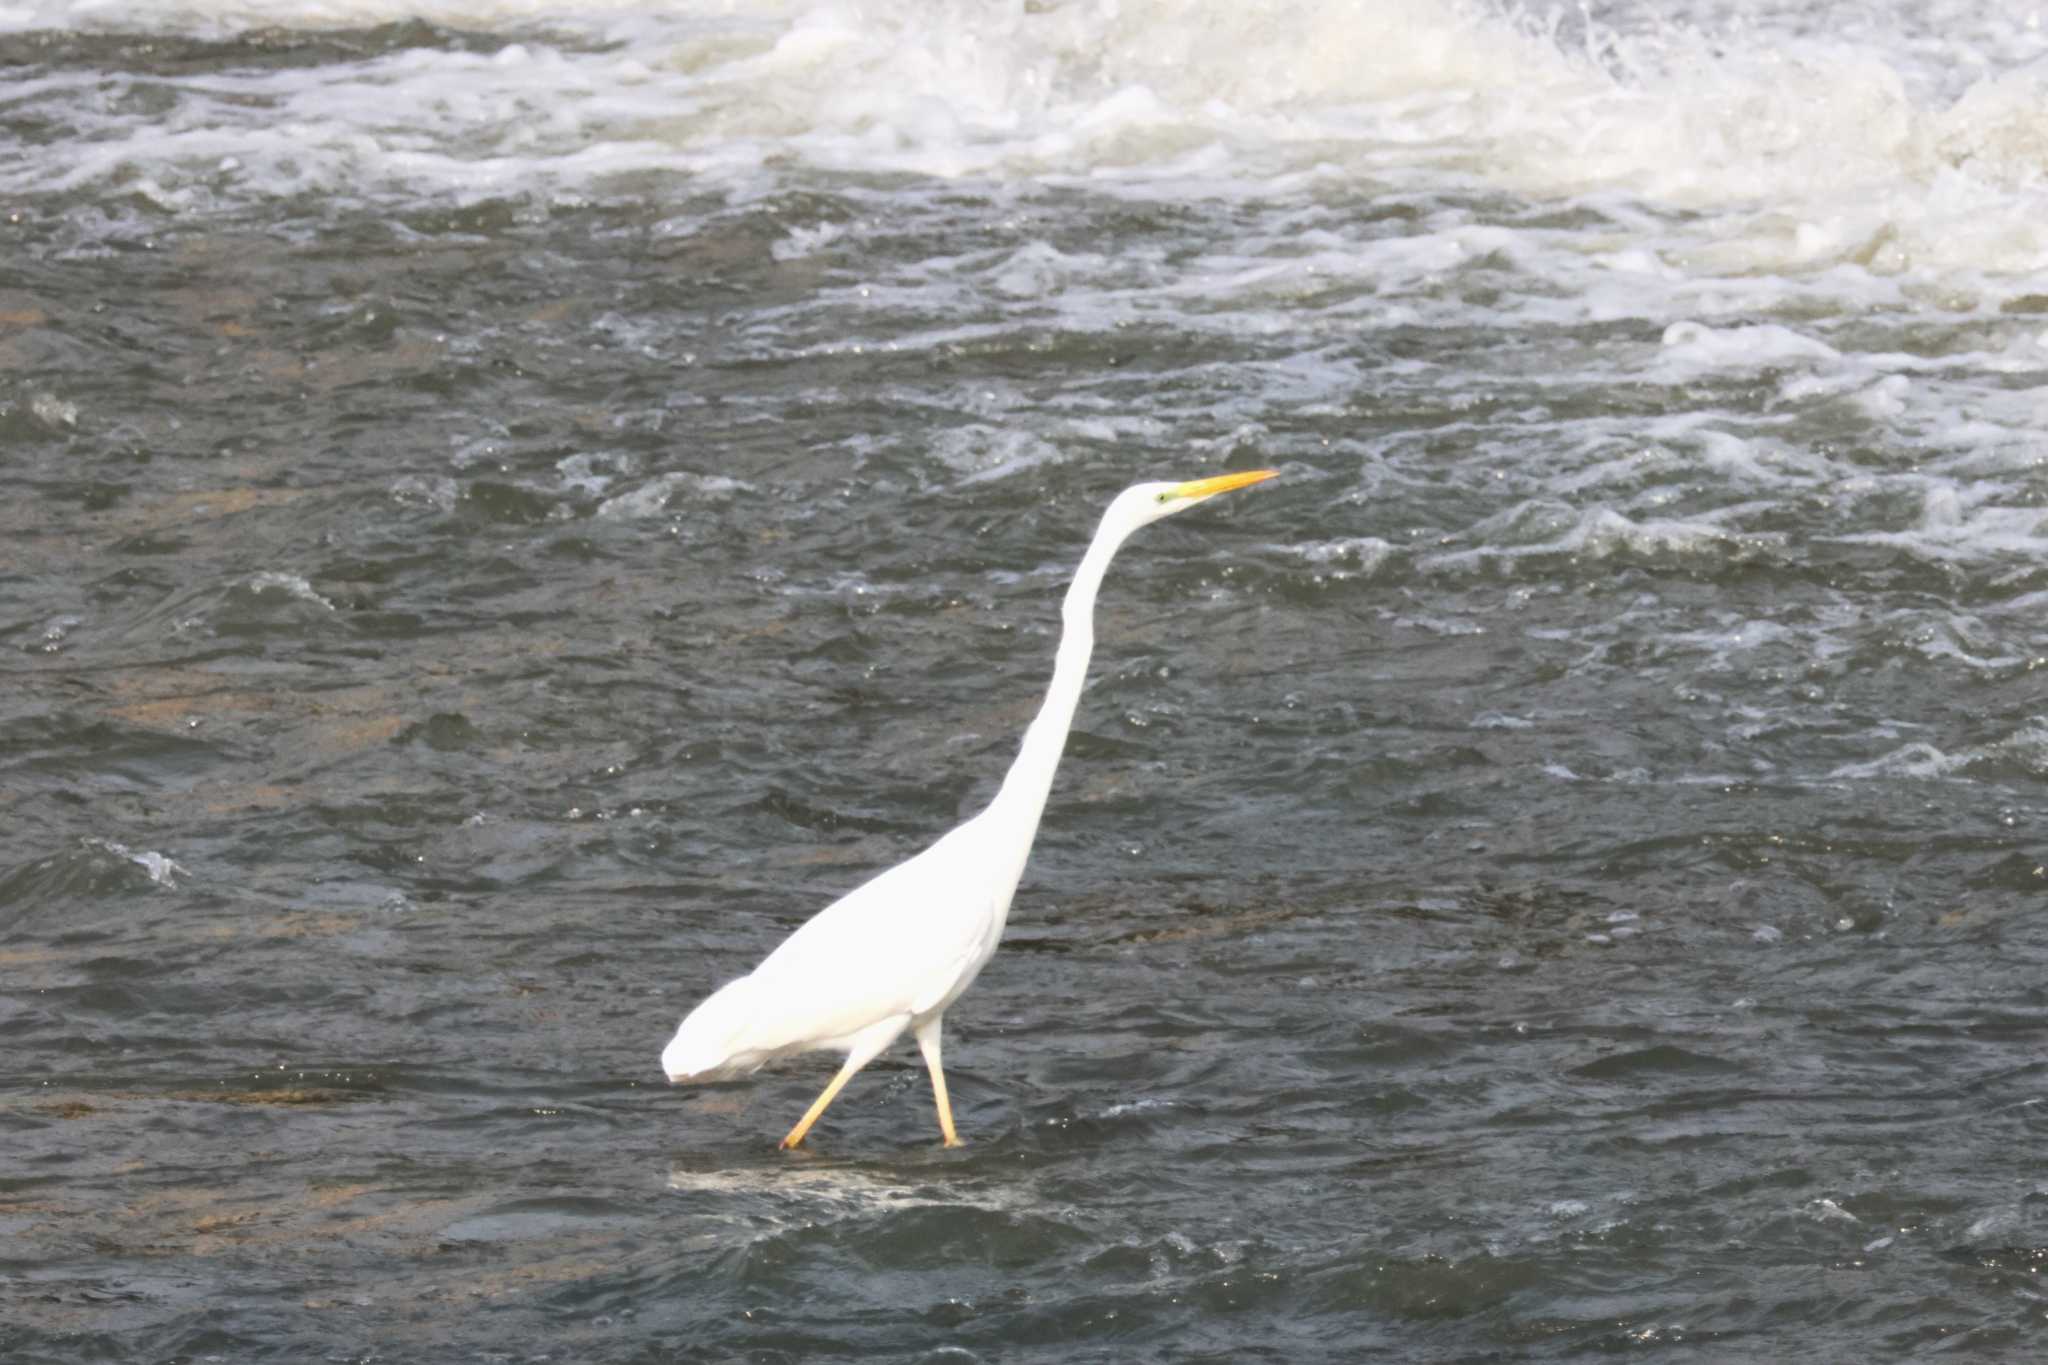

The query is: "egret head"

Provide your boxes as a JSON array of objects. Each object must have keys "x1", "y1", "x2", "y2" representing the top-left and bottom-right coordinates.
[{"x1": 1118, "y1": 468, "x2": 1278, "y2": 532}]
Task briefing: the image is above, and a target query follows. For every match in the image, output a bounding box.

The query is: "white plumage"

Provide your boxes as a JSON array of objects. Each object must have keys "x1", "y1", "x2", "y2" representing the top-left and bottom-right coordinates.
[{"x1": 661, "y1": 469, "x2": 1278, "y2": 1148}]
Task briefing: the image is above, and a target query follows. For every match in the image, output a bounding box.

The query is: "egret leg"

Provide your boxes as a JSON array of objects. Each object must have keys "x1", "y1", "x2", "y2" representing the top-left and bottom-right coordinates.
[
  {"x1": 914, "y1": 1017, "x2": 963, "y2": 1148},
  {"x1": 778, "y1": 1016, "x2": 907, "y2": 1150},
  {"x1": 779, "y1": 1057, "x2": 862, "y2": 1150}
]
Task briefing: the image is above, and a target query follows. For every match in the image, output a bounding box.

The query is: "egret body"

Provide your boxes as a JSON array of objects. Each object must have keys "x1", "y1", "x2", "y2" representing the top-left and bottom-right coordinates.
[{"x1": 661, "y1": 469, "x2": 1277, "y2": 1148}]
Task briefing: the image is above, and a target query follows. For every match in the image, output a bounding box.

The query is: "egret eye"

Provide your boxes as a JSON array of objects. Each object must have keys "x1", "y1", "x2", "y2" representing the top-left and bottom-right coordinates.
[{"x1": 1155, "y1": 491, "x2": 1171, "y2": 503}]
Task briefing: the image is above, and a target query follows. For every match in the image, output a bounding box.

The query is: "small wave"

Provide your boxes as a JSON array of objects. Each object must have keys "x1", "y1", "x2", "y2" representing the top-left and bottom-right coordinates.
[
  {"x1": 0, "y1": 837, "x2": 188, "y2": 918},
  {"x1": 390, "y1": 474, "x2": 459, "y2": 512},
  {"x1": 1803, "y1": 1197, "x2": 1862, "y2": 1225},
  {"x1": 1656, "y1": 321, "x2": 1842, "y2": 378},
  {"x1": 246, "y1": 572, "x2": 335, "y2": 611},
  {"x1": 1830, "y1": 722, "x2": 2048, "y2": 782},
  {"x1": 771, "y1": 220, "x2": 848, "y2": 262},
  {"x1": 1829, "y1": 742, "x2": 1963, "y2": 781},
  {"x1": 1289, "y1": 536, "x2": 1396, "y2": 570},
  {"x1": 556, "y1": 451, "x2": 639, "y2": 498},
  {"x1": 597, "y1": 471, "x2": 750, "y2": 518},
  {"x1": 934, "y1": 425, "x2": 1068, "y2": 486},
  {"x1": 1422, "y1": 504, "x2": 1776, "y2": 577},
  {"x1": 665, "y1": 1163, "x2": 1025, "y2": 1222},
  {"x1": 86, "y1": 837, "x2": 189, "y2": 887},
  {"x1": 1827, "y1": 486, "x2": 2048, "y2": 568}
]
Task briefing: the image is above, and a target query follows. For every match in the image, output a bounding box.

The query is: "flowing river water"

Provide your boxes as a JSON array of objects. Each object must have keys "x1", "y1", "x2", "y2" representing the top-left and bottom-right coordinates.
[{"x1": 4, "y1": 1, "x2": 2048, "y2": 1359}]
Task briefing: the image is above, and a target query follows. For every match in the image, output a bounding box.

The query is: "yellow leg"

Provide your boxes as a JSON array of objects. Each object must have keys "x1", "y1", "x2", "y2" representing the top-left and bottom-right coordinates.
[
  {"x1": 779, "y1": 1056, "x2": 862, "y2": 1150},
  {"x1": 915, "y1": 1019, "x2": 963, "y2": 1148}
]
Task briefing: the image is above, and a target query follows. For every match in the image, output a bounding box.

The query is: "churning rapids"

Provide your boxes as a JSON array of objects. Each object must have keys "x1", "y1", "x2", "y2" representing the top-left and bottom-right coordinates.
[{"x1": 4, "y1": 1, "x2": 2048, "y2": 1360}]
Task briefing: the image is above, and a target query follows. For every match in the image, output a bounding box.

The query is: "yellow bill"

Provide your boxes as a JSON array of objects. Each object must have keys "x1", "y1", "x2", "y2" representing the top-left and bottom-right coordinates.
[{"x1": 1171, "y1": 468, "x2": 1279, "y2": 501}]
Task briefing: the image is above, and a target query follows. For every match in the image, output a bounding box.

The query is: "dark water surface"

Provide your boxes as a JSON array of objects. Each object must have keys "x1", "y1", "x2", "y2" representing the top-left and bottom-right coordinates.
[{"x1": 7, "y1": 9, "x2": 2048, "y2": 1362}]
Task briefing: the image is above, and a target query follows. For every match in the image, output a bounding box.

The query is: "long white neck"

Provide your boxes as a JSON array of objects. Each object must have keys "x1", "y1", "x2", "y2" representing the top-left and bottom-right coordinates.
[{"x1": 987, "y1": 503, "x2": 1138, "y2": 836}]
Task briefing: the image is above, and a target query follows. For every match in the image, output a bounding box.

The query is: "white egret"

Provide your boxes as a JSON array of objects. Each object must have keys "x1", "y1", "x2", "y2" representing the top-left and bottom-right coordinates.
[{"x1": 661, "y1": 468, "x2": 1278, "y2": 1148}]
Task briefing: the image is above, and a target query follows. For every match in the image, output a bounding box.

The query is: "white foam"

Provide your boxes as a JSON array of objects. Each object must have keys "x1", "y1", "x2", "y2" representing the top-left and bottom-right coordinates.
[
  {"x1": 30, "y1": 393, "x2": 79, "y2": 429},
  {"x1": 1283, "y1": 535, "x2": 1395, "y2": 571},
  {"x1": 556, "y1": 450, "x2": 638, "y2": 497},
  {"x1": 1853, "y1": 374, "x2": 1913, "y2": 420},
  {"x1": 247, "y1": 572, "x2": 335, "y2": 611},
  {"x1": 11, "y1": 5, "x2": 2048, "y2": 635},
  {"x1": 1821, "y1": 475, "x2": 2048, "y2": 569},
  {"x1": 771, "y1": 220, "x2": 847, "y2": 263},
  {"x1": 6, "y1": 1, "x2": 2047, "y2": 287},
  {"x1": 1803, "y1": 1197, "x2": 1861, "y2": 1225},
  {"x1": 665, "y1": 1162, "x2": 1022, "y2": 1219},
  {"x1": 85, "y1": 837, "x2": 188, "y2": 888},
  {"x1": 986, "y1": 241, "x2": 1110, "y2": 302},
  {"x1": 1829, "y1": 742, "x2": 1953, "y2": 782},
  {"x1": 1656, "y1": 322, "x2": 1842, "y2": 379}
]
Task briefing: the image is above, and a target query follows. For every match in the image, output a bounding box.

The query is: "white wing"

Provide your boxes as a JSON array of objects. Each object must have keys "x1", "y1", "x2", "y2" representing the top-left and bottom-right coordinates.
[{"x1": 667, "y1": 814, "x2": 1009, "y2": 1076}]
